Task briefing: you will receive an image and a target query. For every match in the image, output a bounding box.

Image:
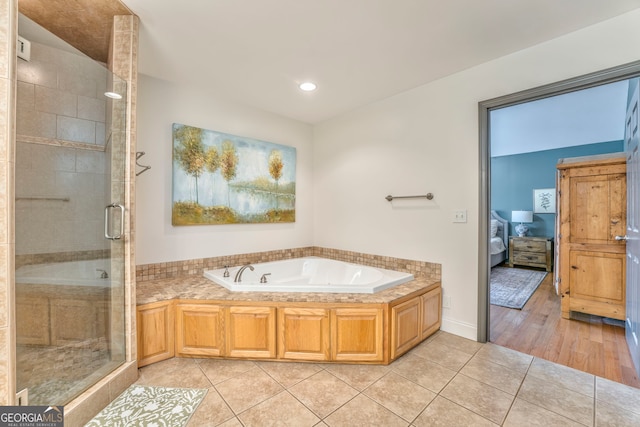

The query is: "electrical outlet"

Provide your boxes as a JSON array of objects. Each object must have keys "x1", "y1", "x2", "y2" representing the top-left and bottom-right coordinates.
[
  {"x1": 452, "y1": 209, "x2": 467, "y2": 223},
  {"x1": 443, "y1": 295, "x2": 451, "y2": 308}
]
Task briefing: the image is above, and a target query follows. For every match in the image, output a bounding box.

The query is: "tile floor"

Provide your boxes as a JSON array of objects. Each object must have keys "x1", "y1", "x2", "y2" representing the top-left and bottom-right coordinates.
[{"x1": 135, "y1": 331, "x2": 640, "y2": 426}]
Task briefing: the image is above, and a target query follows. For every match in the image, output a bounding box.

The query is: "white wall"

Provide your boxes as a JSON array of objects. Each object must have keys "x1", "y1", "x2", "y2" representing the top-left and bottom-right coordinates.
[
  {"x1": 136, "y1": 10, "x2": 640, "y2": 340},
  {"x1": 135, "y1": 75, "x2": 314, "y2": 264},
  {"x1": 313, "y1": 9, "x2": 640, "y2": 339}
]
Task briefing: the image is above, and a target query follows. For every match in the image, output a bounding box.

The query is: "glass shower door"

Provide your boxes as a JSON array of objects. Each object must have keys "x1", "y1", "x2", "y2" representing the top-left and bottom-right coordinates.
[{"x1": 15, "y1": 15, "x2": 127, "y2": 405}]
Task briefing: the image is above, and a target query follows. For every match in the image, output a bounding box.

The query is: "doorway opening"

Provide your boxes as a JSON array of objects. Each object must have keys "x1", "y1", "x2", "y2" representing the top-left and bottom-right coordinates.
[{"x1": 478, "y1": 61, "x2": 640, "y2": 387}]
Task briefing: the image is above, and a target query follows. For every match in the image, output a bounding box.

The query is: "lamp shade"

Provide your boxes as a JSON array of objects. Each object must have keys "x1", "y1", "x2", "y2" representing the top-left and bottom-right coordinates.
[{"x1": 512, "y1": 210, "x2": 533, "y2": 223}]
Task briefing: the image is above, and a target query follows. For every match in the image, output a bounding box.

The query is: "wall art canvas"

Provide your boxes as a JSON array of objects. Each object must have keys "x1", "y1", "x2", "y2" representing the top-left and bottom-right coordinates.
[
  {"x1": 172, "y1": 123, "x2": 296, "y2": 225},
  {"x1": 533, "y1": 188, "x2": 556, "y2": 214}
]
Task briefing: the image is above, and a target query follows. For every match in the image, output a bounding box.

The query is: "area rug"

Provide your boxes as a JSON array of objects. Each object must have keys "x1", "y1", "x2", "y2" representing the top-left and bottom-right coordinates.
[
  {"x1": 490, "y1": 267, "x2": 547, "y2": 309},
  {"x1": 85, "y1": 385, "x2": 207, "y2": 427}
]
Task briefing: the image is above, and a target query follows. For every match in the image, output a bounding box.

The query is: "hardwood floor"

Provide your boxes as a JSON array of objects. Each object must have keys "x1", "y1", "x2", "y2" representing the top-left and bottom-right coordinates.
[{"x1": 490, "y1": 268, "x2": 640, "y2": 388}]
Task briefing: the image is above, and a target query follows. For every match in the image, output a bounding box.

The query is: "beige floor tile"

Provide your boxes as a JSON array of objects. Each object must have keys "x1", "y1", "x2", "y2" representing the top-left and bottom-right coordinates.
[
  {"x1": 528, "y1": 357, "x2": 595, "y2": 397},
  {"x1": 430, "y1": 332, "x2": 483, "y2": 355},
  {"x1": 217, "y1": 417, "x2": 243, "y2": 426},
  {"x1": 196, "y1": 358, "x2": 257, "y2": 385},
  {"x1": 324, "y1": 394, "x2": 408, "y2": 427},
  {"x1": 187, "y1": 387, "x2": 235, "y2": 426},
  {"x1": 413, "y1": 396, "x2": 498, "y2": 427},
  {"x1": 288, "y1": 370, "x2": 359, "y2": 418},
  {"x1": 407, "y1": 338, "x2": 474, "y2": 371},
  {"x1": 440, "y1": 374, "x2": 515, "y2": 424},
  {"x1": 363, "y1": 372, "x2": 436, "y2": 422},
  {"x1": 238, "y1": 391, "x2": 320, "y2": 426},
  {"x1": 391, "y1": 353, "x2": 457, "y2": 393},
  {"x1": 596, "y1": 377, "x2": 640, "y2": 415},
  {"x1": 460, "y1": 356, "x2": 525, "y2": 395},
  {"x1": 325, "y1": 363, "x2": 390, "y2": 391},
  {"x1": 596, "y1": 400, "x2": 640, "y2": 426},
  {"x1": 256, "y1": 361, "x2": 324, "y2": 388},
  {"x1": 518, "y1": 374, "x2": 594, "y2": 426},
  {"x1": 214, "y1": 367, "x2": 284, "y2": 414},
  {"x1": 473, "y1": 343, "x2": 533, "y2": 374},
  {"x1": 136, "y1": 358, "x2": 212, "y2": 389},
  {"x1": 503, "y1": 398, "x2": 586, "y2": 427}
]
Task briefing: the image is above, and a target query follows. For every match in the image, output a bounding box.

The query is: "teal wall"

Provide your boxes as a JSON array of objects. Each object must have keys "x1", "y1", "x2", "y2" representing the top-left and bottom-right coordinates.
[{"x1": 491, "y1": 140, "x2": 623, "y2": 238}]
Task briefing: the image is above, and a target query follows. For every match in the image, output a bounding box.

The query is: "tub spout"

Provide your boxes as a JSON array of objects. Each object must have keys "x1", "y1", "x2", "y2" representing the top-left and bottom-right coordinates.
[
  {"x1": 96, "y1": 269, "x2": 109, "y2": 279},
  {"x1": 234, "y1": 264, "x2": 254, "y2": 282}
]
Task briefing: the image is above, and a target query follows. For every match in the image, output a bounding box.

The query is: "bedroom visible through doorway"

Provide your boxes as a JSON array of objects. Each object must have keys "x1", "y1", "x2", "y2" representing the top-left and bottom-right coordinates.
[{"x1": 479, "y1": 63, "x2": 640, "y2": 387}]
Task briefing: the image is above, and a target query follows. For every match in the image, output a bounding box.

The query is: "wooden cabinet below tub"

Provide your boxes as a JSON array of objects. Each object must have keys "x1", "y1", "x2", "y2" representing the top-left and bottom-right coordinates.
[
  {"x1": 136, "y1": 281, "x2": 442, "y2": 366},
  {"x1": 137, "y1": 300, "x2": 174, "y2": 367},
  {"x1": 331, "y1": 306, "x2": 385, "y2": 362},
  {"x1": 226, "y1": 305, "x2": 277, "y2": 359},
  {"x1": 390, "y1": 286, "x2": 442, "y2": 359},
  {"x1": 175, "y1": 303, "x2": 224, "y2": 357},
  {"x1": 278, "y1": 307, "x2": 330, "y2": 361}
]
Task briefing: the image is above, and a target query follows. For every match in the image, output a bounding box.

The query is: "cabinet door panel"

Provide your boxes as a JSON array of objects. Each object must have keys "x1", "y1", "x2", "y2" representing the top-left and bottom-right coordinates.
[
  {"x1": 226, "y1": 306, "x2": 276, "y2": 358},
  {"x1": 137, "y1": 301, "x2": 174, "y2": 367},
  {"x1": 278, "y1": 307, "x2": 330, "y2": 361},
  {"x1": 570, "y1": 174, "x2": 626, "y2": 244},
  {"x1": 570, "y1": 251, "x2": 625, "y2": 302},
  {"x1": 176, "y1": 304, "x2": 224, "y2": 357},
  {"x1": 331, "y1": 307, "x2": 384, "y2": 362},
  {"x1": 390, "y1": 297, "x2": 420, "y2": 360},
  {"x1": 421, "y1": 287, "x2": 442, "y2": 338}
]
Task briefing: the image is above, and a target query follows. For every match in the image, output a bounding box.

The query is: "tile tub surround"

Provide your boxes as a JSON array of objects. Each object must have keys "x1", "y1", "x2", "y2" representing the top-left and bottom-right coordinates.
[
  {"x1": 136, "y1": 246, "x2": 442, "y2": 284},
  {"x1": 136, "y1": 331, "x2": 640, "y2": 426},
  {"x1": 137, "y1": 273, "x2": 438, "y2": 306}
]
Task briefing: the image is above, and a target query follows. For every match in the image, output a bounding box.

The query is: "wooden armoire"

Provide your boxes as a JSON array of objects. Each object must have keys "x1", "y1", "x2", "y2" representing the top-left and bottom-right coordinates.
[{"x1": 556, "y1": 153, "x2": 627, "y2": 321}]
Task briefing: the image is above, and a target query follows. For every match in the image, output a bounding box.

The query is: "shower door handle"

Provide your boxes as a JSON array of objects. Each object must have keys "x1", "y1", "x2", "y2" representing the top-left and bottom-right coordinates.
[{"x1": 104, "y1": 203, "x2": 125, "y2": 240}]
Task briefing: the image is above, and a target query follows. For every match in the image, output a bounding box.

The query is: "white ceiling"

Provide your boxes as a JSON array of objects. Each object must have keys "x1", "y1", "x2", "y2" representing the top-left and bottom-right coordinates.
[{"x1": 121, "y1": 0, "x2": 640, "y2": 124}]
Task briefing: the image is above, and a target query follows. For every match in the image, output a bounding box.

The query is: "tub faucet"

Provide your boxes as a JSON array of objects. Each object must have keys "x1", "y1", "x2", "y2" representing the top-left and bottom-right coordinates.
[
  {"x1": 96, "y1": 269, "x2": 109, "y2": 279},
  {"x1": 234, "y1": 264, "x2": 254, "y2": 282}
]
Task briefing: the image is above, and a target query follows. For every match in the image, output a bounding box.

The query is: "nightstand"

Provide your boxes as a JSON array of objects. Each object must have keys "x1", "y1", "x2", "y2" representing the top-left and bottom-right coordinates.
[{"x1": 508, "y1": 236, "x2": 554, "y2": 272}]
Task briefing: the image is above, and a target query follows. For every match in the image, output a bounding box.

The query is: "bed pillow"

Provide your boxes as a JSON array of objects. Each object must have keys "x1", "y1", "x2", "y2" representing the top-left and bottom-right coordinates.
[{"x1": 490, "y1": 219, "x2": 498, "y2": 238}]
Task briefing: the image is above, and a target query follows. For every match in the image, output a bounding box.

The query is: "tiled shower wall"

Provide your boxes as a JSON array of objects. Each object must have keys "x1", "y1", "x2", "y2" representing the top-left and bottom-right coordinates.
[
  {"x1": 16, "y1": 41, "x2": 108, "y2": 146},
  {"x1": 15, "y1": 40, "x2": 111, "y2": 256}
]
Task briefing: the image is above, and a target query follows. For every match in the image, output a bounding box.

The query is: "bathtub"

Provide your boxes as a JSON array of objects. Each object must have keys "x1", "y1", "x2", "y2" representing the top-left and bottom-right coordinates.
[
  {"x1": 15, "y1": 259, "x2": 113, "y2": 287},
  {"x1": 203, "y1": 256, "x2": 414, "y2": 293}
]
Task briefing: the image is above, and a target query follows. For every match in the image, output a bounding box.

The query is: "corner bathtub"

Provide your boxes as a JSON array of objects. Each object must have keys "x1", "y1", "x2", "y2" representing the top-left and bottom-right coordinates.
[
  {"x1": 204, "y1": 256, "x2": 414, "y2": 293},
  {"x1": 15, "y1": 259, "x2": 113, "y2": 287}
]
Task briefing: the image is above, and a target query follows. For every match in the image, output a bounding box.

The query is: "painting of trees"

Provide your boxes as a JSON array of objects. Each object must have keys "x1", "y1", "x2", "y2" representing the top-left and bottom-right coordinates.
[
  {"x1": 173, "y1": 125, "x2": 205, "y2": 203},
  {"x1": 172, "y1": 123, "x2": 295, "y2": 225},
  {"x1": 269, "y1": 150, "x2": 283, "y2": 210},
  {"x1": 220, "y1": 140, "x2": 238, "y2": 207},
  {"x1": 205, "y1": 146, "x2": 220, "y2": 204}
]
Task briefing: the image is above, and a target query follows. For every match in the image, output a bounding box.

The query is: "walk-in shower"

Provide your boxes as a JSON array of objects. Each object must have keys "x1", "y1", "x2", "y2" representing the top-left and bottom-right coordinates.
[{"x1": 14, "y1": 15, "x2": 127, "y2": 406}]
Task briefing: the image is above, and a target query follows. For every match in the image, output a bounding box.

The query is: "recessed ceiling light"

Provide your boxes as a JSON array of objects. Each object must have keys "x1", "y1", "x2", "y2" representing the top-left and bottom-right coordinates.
[
  {"x1": 299, "y1": 82, "x2": 317, "y2": 92},
  {"x1": 104, "y1": 91, "x2": 122, "y2": 99}
]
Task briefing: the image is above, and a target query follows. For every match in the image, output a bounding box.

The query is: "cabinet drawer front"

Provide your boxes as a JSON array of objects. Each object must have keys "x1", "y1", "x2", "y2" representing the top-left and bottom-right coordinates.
[
  {"x1": 513, "y1": 240, "x2": 546, "y2": 253},
  {"x1": 513, "y1": 252, "x2": 546, "y2": 264}
]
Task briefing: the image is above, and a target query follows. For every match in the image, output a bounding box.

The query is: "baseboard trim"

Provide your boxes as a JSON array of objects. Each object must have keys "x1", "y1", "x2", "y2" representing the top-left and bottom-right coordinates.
[{"x1": 440, "y1": 317, "x2": 477, "y2": 341}]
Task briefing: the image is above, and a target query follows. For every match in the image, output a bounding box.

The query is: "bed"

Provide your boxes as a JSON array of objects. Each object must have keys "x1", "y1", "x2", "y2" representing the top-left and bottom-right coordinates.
[{"x1": 490, "y1": 210, "x2": 509, "y2": 267}]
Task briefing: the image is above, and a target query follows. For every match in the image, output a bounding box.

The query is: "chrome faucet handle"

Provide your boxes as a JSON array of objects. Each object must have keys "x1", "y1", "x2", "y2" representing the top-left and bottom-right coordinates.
[
  {"x1": 223, "y1": 265, "x2": 230, "y2": 277},
  {"x1": 260, "y1": 273, "x2": 271, "y2": 283}
]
